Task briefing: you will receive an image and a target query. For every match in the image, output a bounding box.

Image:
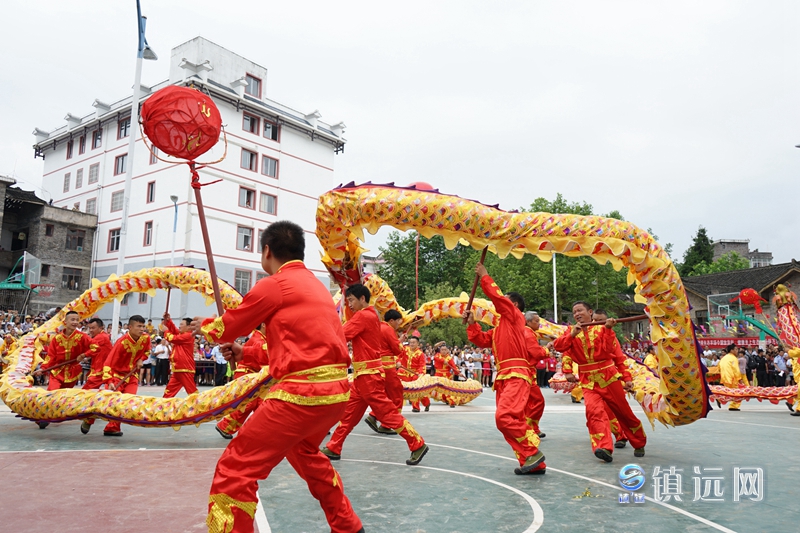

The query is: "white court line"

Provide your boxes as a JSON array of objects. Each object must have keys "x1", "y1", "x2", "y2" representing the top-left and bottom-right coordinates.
[
  {"x1": 255, "y1": 493, "x2": 271, "y2": 533},
  {"x1": 342, "y1": 458, "x2": 544, "y2": 533},
  {"x1": 351, "y1": 434, "x2": 738, "y2": 533},
  {"x1": 701, "y1": 418, "x2": 800, "y2": 431}
]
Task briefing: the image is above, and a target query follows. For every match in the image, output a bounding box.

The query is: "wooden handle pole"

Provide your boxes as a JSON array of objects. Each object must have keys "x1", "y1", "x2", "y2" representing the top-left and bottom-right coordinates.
[
  {"x1": 463, "y1": 247, "x2": 489, "y2": 324},
  {"x1": 192, "y1": 163, "x2": 225, "y2": 316},
  {"x1": 580, "y1": 314, "x2": 649, "y2": 327},
  {"x1": 165, "y1": 287, "x2": 172, "y2": 314}
]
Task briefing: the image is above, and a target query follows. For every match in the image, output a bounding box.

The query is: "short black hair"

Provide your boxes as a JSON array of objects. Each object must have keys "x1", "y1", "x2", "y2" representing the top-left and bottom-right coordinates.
[
  {"x1": 345, "y1": 284, "x2": 371, "y2": 303},
  {"x1": 725, "y1": 343, "x2": 737, "y2": 353},
  {"x1": 129, "y1": 315, "x2": 145, "y2": 325},
  {"x1": 182, "y1": 318, "x2": 193, "y2": 327},
  {"x1": 594, "y1": 309, "x2": 607, "y2": 317},
  {"x1": 647, "y1": 345, "x2": 656, "y2": 354},
  {"x1": 572, "y1": 301, "x2": 593, "y2": 311},
  {"x1": 260, "y1": 221, "x2": 305, "y2": 261},
  {"x1": 384, "y1": 309, "x2": 403, "y2": 321},
  {"x1": 506, "y1": 292, "x2": 525, "y2": 312},
  {"x1": 65, "y1": 310, "x2": 79, "y2": 318},
  {"x1": 88, "y1": 317, "x2": 104, "y2": 328}
]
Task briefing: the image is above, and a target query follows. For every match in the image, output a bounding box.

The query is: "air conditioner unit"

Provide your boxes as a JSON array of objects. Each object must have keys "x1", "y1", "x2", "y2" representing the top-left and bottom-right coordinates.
[{"x1": 76, "y1": 246, "x2": 83, "y2": 252}]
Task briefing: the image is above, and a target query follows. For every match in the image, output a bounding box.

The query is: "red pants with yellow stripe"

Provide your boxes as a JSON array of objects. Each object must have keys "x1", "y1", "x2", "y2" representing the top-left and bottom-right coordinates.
[
  {"x1": 495, "y1": 377, "x2": 542, "y2": 466},
  {"x1": 524, "y1": 383, "x2": 545, "y2": 433},
  {"x1": 583, "y1": 379, "x2": 646, "y2": 452},
  {"x1": 82, "y1": 373, "x2": 106, "y2": 390},
  {"x1": 163, "y1": 371, "x2": 198, "y2": 398},
  {"x1": 399, "y1": 373, "x2": 430, "y2": 410},
  {"x1": 369, "y1": 367, "x2": 404, "y2": 419},
  {"x1": 100, "y1": 378, "x2": 138, "y2": 433},
  {"x1": 208, "y1": 398, "x2": 362, "y2": 533},
  {"x1": 326, "y1": 374, "x2": 425, "y2": 454}
]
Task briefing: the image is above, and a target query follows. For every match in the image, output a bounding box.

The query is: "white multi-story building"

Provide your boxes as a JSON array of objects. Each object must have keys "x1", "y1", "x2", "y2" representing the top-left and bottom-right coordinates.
[{"x1": 33, "y1": 37, "x2": 346, "y2": 321}]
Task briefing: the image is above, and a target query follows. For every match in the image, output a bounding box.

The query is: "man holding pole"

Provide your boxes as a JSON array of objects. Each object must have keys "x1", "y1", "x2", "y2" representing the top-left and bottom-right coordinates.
[
  {"x1": 464, "y1": 262, "x2": 546, "y2": 475},
  {"x1": 194, "y1": 221, "x2": 363, "y2": 533},
  {"x1": 160, "y1": 313, "x2": 198, "y2": 398}
]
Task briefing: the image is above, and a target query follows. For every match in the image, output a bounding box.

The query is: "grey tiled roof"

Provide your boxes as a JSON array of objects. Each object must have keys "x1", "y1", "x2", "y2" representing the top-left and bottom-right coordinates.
[{"x1": 682, "y1": 260, "x2": 800, "y2": 296}]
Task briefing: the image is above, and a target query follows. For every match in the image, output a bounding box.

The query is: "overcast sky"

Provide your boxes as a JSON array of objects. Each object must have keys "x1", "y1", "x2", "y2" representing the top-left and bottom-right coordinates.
[{"x1": 2, "y1": 1, "x2": 798, "y2": 264}]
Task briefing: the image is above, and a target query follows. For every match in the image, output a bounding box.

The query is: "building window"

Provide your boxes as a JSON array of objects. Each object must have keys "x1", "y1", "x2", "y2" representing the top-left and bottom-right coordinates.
[
  {"x1": 143, "y1": 221, "x2": 153, "y2": 246},
  {"x1": 259, "y1": 193, "x2": 277, "y2": 215},
  {"x1": 79, "y1": 136, "x2": 86, "y2": 155},
  {"x1": 66, "y1": 140, "x2": 74, "y2": 159},
  {"x1": 62, "y1": 267, "x2": 82, "y2": 291},
  {"x1": 261, "y1": 156, "x2": 278, "y2": 178},
  {"x1": 239, "y1": 187, "x2": 255, "y2": 209},
  {"x1": 236, "y1": 226, "x2": 253, "y2": 252},
  {"x1": 86, "y1": 198, "x2": 97, "y2": 214},
  {"x1": 146, "y1": 181, "x2": 155, "y2": 203},
  {"x1": 65, "y1": 229, "x2": 86, "y2": 251},
  {"x1": 75, "y1": 168, "x2": 84, "y2": 189},
  {"x1": 244, "y1": 74, "x2": 261, "y2": 98},
  {"x1": 114, "y1": 154, "x2": 127, "y2": 175},
  {"x1": 45, "y1": 224, "x2": 55, "y2": 237},
  {"x1": 63, "y1": 173, "x2": 71, "y2": 192},
  {"x1": 139, "y1": 293, "x2": 148, "y2": 304},
  {"x1": 121, "y1": 293, "x2": 130, "y2": 305},
  {"x1": 241, "y1": 149, "x2": 257, "y2": 172},
  {"x1": 263, "y1": 121, "x2": 279, "y2": 141},
  {"x1": 110, "y1": 191, "x2": 124, "y2": 212},
  {"x1": 41, "y1": 264, "x2": 50, "y2": 278},
  {"x1": 150, "y1": 147, "x2": 158, "y2": 165},
  {"x1": 108, "y1": 228, "x2": 121, "y2": 252},
  {"x1": 92, "y1": 129, "x2": 102, "y2": 149},
  {"x1": 243, "y1": 113, "x2": 260, "y2": 134},
  {"x1": 234, "y1": 269, "x2": 252, "y2": 295},
  {"x1": 88, "y1": 163, "x2": 99, "y2": 184},
  {"x1": 118, "y1": 118, "x2": 131, "y2": 139},
  {"x1": 256, "y1": 272, "x2": 268, "y2": 282}
]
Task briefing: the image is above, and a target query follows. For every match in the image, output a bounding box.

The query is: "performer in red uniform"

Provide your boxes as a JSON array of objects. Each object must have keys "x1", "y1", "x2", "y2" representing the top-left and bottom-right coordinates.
[
  {"x1": 34, "y1": 311, "x2": 91, "y2": 429},
  {"x1": 194, "y1": 221, "x2": 362, "y2": 533},
  {"x1": 369, "y1": 309, "x2": 406, "y2": 434},
  {"x1": 433, "y1": 344, "x2": 461, "y2": 407},
  {"x1": 79, "y1": 317, "x2": 114, "y2": 434},
  {"x1": 160, "y1": 313, "x2": 198, "y2": 398},
  {"x1": 401, "y1": 337, "x2": 430, "y2": 412},
  {"x1": 523, "y1": 312, "x2": 547, "y2": 439},
  {"x1": 322, "y1": 284, "x2": 428, "y2": 466},
  {"x1": 464, "y1": 262, "x2": 546, "y2": 475},
  {"x1": 98, "y1": 315, "x2": 151, "y2": 436},
  {"x1": 215, "y1": 324, "x2": 269, "y2": 439},
  {"x1": 592, "y1": 309, "x2": 630, "y2": 449},
  {"x1": 552, "y1": 301, "x2": 647, "y2": 462}
]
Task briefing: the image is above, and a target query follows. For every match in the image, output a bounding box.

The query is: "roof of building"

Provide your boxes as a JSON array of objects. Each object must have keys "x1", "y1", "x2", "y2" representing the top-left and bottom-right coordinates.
[
  {"x1": 682, "y1": 260, "x2": 800, "y2": 297},
  {"x1": 4, "y1": 186, "x2": 46, "y2": 207}
]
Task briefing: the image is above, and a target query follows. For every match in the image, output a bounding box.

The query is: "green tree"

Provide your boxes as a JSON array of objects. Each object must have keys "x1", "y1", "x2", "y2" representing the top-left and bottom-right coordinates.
[
  {"x1": 688, "y1": 251, "x2": 750, "y2": 276},
  {"x1": 680, "y1": 227, "x2": 713, "y2": 277},
  {"x1": 416, "y1": 282, "x2": 470, "y2": 345}
]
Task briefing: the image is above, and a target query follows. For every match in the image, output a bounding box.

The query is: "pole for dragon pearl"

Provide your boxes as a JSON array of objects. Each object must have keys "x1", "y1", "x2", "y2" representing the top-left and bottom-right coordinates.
[{"x1": 191, "y1": 162, "x2": 224, "y2": 316}]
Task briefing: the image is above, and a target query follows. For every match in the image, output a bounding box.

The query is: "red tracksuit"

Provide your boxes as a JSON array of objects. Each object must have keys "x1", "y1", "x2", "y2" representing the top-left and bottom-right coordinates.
[
  {"x1": 42, "y1": 330, "x2": 91, "y2": 390},
  {"x1": 325, "y1": 306, "x2": 425, "y2": 456},
  {"x1": 83, "y1": 332, "x2": 113, "y2": 390},
  {"x1": 200, "y1": 261, "x2": 361, "y2": 533},
  {"x1": 523, "y1": 327, "x2": 547, "y2": 435},
  {"x1": 433, "y1": 352, "x2": 459, "y2": 406},
  {"x1": 373, "y1": 322, "x2": 404, "y2": 412},
  {"x1": 216, "y1": 330, "x2": 270, "y2": 435},
  {"x1": 99, "y1": 332, "x2": 151, "y2": 432},
  {"x1": 161, "y1": 319, "x2": 198, "y2": 398},
  {"x1": 401, "y1": 347, "x2": 430, "y2": 410},
  {"x1": 552, "y1": 325, "x2": 646, "y2": 453},
  {"x1": 467, "y1": 274, "x2": 542, "y2": 466}
]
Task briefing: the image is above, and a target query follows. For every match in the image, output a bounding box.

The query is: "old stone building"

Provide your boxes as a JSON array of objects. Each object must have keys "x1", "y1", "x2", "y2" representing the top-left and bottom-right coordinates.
[{"x1": 0, "y1": 181, "x2": 97, "y2": 315}]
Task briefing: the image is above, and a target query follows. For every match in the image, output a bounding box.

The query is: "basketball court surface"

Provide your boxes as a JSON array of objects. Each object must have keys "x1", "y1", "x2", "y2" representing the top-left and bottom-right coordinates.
[{"x1": 1, "y1": 386, "x2": 792, "y2": 532}]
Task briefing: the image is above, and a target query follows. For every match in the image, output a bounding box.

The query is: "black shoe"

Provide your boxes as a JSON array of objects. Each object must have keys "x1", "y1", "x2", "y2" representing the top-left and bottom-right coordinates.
[
  {"x1": 791, "y1": 411, "x2": 800, "y2": 417},
  {"x1": 356, "y1": 528, "x2": 365, "y2": 533},
  {"x1": 614, "y1": 439, "x2": 627, "y2": 449},
  {"x1": 594, "y1": 448, "x2": 613, "y2": 463},
  {"x1": 634, "y1": 447, "x2": 645, "y2": 458},
  {"x1": 449, "y1": 404, "x2": 456, "y2": 408},
  {"x1": 376, "y1": 425, "x2": 397, "y2": 435},
  {"x1": 80, "y1": 421, "x2": 91, "y2": 435},
  {"x1": 515, "y1": 465, "x2": 546, "y2": 475},
  {"x1": 320, "y1": 446, "x2": 340, "y2": 461},
  {"x1": 517, "y1": 451, "x2": 546, "y2": 474},
  {"x1": 407, "y1": 444, "x2": 429, "y2": 465},
  {"x1": 424, "y1": 405, "x2": 430, "y2": 412},
  {"x1": 716, "y1": 400, "x2": 722, "y2": 409},
  {"x1": 103, "y1": 431, "x2": 123, "y2": 437},
  {"x1": 411, "y1": 408, "x2": 420, "y2": 413},
  {"x1": 364, "y1": 415, "x2": 381, "y2": 434},
  {"x1": 728, "y1": 408, "x2": 740, "y2": 412},
  {"x1": 571, "y1": 397, "x2": 581, "y2": 404},
  {"x1": 786, "y1": 401, "x2": 795, "y2": 412},
  {"x1": 537, "y1": 432, "x2": 546, "y2": 439},
  {"x1": 215, "y1": 426, "x2": 233, "y2": 440},
  {"x1": 37, "y1": 421, "x2": 49, "y2": 430}
]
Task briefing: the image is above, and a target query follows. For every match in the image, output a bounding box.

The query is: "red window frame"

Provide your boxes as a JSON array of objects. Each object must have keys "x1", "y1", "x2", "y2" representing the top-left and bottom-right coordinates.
[
  {"x1": 238, "y1": 186, "x2": 256, "y2": 210},
  {"x1": 242, "y1": 112, "x2": 260, "y2": 134},
  {"x1": 117, "y1": 118, "x2": 131, "y2": 140},
  {"x1": 241, "y1": 149, "x2": 258, "y2": 173},
  {"x1": 114, "y1": 154, "x2": 127, "y2": 176},
  {"x1": 236, "y1": 226, "x2": 254, "y2": 252},
  {"x1": 261, "y1": 155, "x2": 279, "y2": 178},
  {"x1": 263, "y1": 119, "x2": 280, "y2": 142},
  {"x1": 110, "y1": 190, "x2": 124, "y2": 212},
  {"x1": 92, "y1": 129, "x2": 102, "y2": 149},
  {"x1": 259, "y1": 192, "x2": 277, "y2": 215},
  {"x1": 78, "y1": 135, "x2": 86, "y2": 155},
  {"x1": 234, "y1": 268, "x2": 253, "y2": 294},
  {"x1": 146, "y1": 181, "x2": 156, "y2": 203},
  {"x1": 66, "y1": 140, "x2": 74, "y2": 159},
  {"x1": 244, "y1": 73, "x2": 262, "y2": 98},
  {"x1": 143, "y1": 220, "x2": 153, "y2": 247},
  {"x1": 108, "y1": 227, "x2": 121, "y2": 253}
]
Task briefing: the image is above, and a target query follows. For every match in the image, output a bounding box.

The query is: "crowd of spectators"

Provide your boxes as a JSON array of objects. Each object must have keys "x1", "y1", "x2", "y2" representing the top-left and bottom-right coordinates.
[{"x1": 702, "y1": 345, "x2": 795, "y2": 387}]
